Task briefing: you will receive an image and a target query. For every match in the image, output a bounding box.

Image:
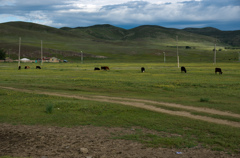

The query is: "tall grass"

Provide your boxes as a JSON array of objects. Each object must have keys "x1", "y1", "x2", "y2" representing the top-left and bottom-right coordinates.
[{"x1": 45, "y1": 104, "x2": 54, "y2": 114}]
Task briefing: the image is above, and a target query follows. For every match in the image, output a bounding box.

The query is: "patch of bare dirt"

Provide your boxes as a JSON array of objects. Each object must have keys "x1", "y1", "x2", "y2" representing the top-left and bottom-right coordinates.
[{"x1": 0, "y1": 123, "x2": 238, "y2": 158}]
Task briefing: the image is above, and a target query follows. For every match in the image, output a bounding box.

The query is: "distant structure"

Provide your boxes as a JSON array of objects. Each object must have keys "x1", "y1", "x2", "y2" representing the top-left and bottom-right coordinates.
[{"x1": 42, "y1": 57, "x2": 60, "y2": 63}]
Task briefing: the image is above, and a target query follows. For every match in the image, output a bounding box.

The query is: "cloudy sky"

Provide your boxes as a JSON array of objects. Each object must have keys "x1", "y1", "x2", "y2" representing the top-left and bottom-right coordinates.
[{"x1": 0, "y1": 0, "x2": 239, "y2": 30}]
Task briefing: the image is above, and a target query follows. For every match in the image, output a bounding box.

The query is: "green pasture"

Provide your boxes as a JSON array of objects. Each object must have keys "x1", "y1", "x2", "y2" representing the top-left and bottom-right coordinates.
[
  {"x1": 0, "y1": 62, "x2": 240, "y2": 154},
  {"x1": 0, "y1": 62, "x2": 239, "y2": 111}
]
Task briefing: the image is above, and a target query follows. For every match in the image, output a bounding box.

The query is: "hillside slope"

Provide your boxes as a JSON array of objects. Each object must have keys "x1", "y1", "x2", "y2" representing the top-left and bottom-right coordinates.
[
  {"x1": 0, "y1": 21, "x2": 238, "y2": 62},
  {"x1": 0, "y1": 21, "x2": 91, "y2": 39},
  {"x1": 183, "y1": 27, "x2": 240, "y2": 46},
  {"x1": 1, "y1": 21, "x2": 232, "y2": 45},
  {"x1": 60, "y1": 24, "x2": 217, "y2": 44},
  {"x1": 62, "y1": 24, "x2": 128, "y2": 40}
]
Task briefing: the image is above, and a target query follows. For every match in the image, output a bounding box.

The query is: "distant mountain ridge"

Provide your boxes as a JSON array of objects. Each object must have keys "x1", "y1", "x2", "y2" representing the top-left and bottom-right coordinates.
[
  {"x1": 61, "y1": 24, "x2": 197, "y2": 40},
  {"x1": 0, "y1": 21, "x2": 239, "y2": 47},
  {"x1": 64, "y1": 24, "x2": 240, "y2": 46}
]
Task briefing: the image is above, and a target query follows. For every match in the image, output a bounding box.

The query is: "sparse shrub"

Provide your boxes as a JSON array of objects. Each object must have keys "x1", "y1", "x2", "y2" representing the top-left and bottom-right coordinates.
[
  {"x1": 200, "y1": 98, "x2": 210, "y2": 102},
  {"x1": 46, "y1": 104, "x2": 54, "y2": 114},
  {"x1": 0, "y1": 48, "x2": 6, "y2": 60}
]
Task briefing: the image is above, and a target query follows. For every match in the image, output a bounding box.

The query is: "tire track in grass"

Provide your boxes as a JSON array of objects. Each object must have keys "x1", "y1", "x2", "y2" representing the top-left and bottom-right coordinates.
[
  {"x1": 95, "y1": 96, "x2": 240, "y2": 118},
  {"x1": 1, "y1": 86, "x2": 240, "y2": 128}
]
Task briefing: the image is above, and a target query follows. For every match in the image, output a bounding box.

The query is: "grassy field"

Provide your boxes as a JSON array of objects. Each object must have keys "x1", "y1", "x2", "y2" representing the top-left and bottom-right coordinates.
[{"x1": 0, "y1": 62, "x2": 240, "y2": 154}]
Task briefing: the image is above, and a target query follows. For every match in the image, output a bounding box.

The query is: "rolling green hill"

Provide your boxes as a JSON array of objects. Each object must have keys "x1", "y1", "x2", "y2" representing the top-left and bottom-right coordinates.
[
  {"x1": 60, "y1": 24, "x2": 217, "y2": 43},
  {"x1": 62, "y1": 24, "x2": 128, "y2": 40},
  {"x1": 183, "y1": 27, "x2": 240, "y2": 47},
  {"x1": 0, "y1": 21, "x2": 239, "y2": 63}
]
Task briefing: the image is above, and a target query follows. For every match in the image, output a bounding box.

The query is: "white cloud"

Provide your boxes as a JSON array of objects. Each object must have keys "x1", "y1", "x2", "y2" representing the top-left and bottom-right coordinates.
[
  {"x1": 0, "y1": 0, "x2": 239, "y2": 30},
  {"x1": 0, "y1": 0, "x2": 15, "y2": 6},
  {"x1": 60, "y1": 0, "x2": 202, "y2": 13},
  {"x1": 0, "y1": 14, "x2": 23, "y2": 23}
]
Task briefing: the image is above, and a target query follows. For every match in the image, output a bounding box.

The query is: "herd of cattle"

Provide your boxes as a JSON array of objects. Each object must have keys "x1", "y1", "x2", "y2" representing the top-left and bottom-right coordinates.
[
  {"x1": 18, "y1": 66, "x2": 41, "y2": 70},
  {"x1": 94, "y1": 66, "x2": 110, "y2": 71},
  {"x1": 18, "y1": 65, "x2": 223, "y2": 74},
  {"x1": 180, "y1": 66, "x2": 222, "y2": 74},
  {"x1": 94, "y1": 66, "x2": 223, "y2": 74}
]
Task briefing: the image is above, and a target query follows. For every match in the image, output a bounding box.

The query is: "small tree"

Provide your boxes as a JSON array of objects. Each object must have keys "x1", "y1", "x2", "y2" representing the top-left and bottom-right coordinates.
[{"x1": 0, "y1": 48, "x2": 6, "y2": 60}]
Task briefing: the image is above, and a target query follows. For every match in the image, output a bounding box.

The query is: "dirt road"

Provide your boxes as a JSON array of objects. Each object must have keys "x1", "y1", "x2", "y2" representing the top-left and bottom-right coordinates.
[{"x1": 1, "y1": 86, "x2": 240, "y2": 128}]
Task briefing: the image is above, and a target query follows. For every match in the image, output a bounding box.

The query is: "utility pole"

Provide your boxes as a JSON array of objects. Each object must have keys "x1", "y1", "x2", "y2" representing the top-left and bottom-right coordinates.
[
  {"x1": 176, "y1": 36, "x2": 179, "y2": 68},
  {"x1": 214, "y1": 39, "x2": 216, "y2": 65},
  {"x1": 163, "y1": 52, "x2": 166, "y2": 63},
  {"x1": 238, "y1": 52, "x2": 240, "y2": 62},
  {"x1": 41, "y1": 40, "x2": 43, "y2": 65},
  {"x1": 18, "y1": 37, "x2": 21, "y2": 67},
  {"x1": 81, "y1": 51, "x2": 83, "y2": 64}
]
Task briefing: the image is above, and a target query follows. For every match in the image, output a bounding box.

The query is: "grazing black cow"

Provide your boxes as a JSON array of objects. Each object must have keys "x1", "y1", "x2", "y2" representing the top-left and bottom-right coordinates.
[
  {"x1": 18, "y1": 66, "x2": 21, "y2": 70},
  {"x1": 215, "y1": 68, "x2": 222, "y2": 74},
  {"x1": 36, "y1": 66, "x2": 41, "y2": 69},
  {"x1": 94, "y1": 67, "x2": 100, "y2": 70},
  {"x1": 25, "y1": 66, "x2": 30, "y2": 69},
  {"x1": 101, "y1": 66, "x2": 110, "y2": 70},
  {"x1": 181, "y1": 66, "x2": 187, "y2": 73},
  {"x1": 141, "y1": 67, "x2": 145, "y2": 73}
]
